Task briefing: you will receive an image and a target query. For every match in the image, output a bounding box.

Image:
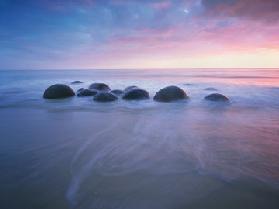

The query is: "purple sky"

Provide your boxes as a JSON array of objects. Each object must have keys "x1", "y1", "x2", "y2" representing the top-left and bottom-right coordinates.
[{"x1": 1, "y1": 0, "x2": 279, "y2": 69}]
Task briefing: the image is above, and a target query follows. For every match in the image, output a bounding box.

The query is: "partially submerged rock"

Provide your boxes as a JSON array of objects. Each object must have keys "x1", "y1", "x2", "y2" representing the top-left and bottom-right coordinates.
[
  {"x1": 183, "y1": 83, "x2": 194, "y2": 86},
  {"x1": 124, "y1": 85, "x2": 138, "y2": 92},
  {"x1": 89, "y1": 83, "x2": 111, "y2": 91},
  {"x1": 205, "y1": 93, "x2": 229, "y2": 102},
  {"x1": 154, "y1": 85, "x2": 187, "y2": 102},
  {"x1": 94, "y1": 92, "x2": 118, "y2": 102},
  {"x1": 77, "y1": 88, "x2": 97, "y2": 97},
  {"x1": 43, "y1": 84, "x2": 75, "y2": 99},
  {"x1": 71, "y1": 81, "x2": 83, "y2": 85},
  {"x1": 122, "y1": 88, "x2": 149, "y2": 100},
  {"x1": 111, "y1": 89, "x2": 124, "y2": 96},
  {"x1": 204, "y1": 87, "x2": 218, "y2": 91}
]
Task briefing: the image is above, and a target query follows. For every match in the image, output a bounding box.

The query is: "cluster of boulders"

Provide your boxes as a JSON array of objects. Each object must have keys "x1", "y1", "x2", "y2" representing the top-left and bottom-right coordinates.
[{"x1": 43, "y1": 82, "x2": 229, "y2": 102}]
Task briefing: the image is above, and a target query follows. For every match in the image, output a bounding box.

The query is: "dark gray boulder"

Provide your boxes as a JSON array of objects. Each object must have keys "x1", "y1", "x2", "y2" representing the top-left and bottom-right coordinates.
[
  {"x1": 111, "y1": 89, "x2": 124, "y2": 96},
  {"x1": 183, "y1": 83, "x2": 194, "y2": 86},
  {"x1": 94, "y1": 92, "x2": 118, "y2": 102},
  {"x1": 77, "y1": 88, "x2": 98, "y2": 97},
  {"x1": 43, "y1": 84, "x2": 75, "y2": 99},
  {"x1": 71, "y1": 81, "x2": 83, "y2": 84},
  {"x1": 154, "y1": 85, "x2": 187, "y2": 102},
  {"x1": 204, "y1": 87, "x2": 218, "y2": 91},
  {"x1": 124, "y1": 85, "x2": 138, "y2": 92},
  {"x1": 89, "y1": 83, "x2": 111, "y2": 91},
  {"x1": 122, "y1": 88, "x2": 149, "y2": 100},
  {"x1": 205, "y1": 93, "x2": 229, "y2": 102}
]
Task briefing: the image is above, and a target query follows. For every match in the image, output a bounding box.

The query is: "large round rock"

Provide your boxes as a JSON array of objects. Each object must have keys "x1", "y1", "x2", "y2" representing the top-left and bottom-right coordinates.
[
  {"x1": 94, "y1": 92, "x2": 118, "y2": 102},
  {"x1": 122, "y1": 88, "x2": 149, "y2": 100},
  {"x1": 124, "y1": 85, "x2": 138, "y2": 92},
  {"x1": 89, "y1": 83, "x2": 110, "y2": 91},
  {"x1": 154, "y1": 85, "x2": 187, "y2": 102},
  {"x1": 43, "y1": 84, "x2": 75, "y2": 99},
  {"x1": 77, "y1": 88, "x2": 97, "y2": 97},
  {"x1": 205, "y1": 93, "x2": 229, "y2": 102}
]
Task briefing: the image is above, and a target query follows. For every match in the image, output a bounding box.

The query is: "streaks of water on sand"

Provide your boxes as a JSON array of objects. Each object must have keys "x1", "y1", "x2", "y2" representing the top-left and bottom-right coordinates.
[
  {"x1": 67, "y1": 127, "x2": 116, "y2": 206},
  {"x1": 70, "y1": 123, "x2": 118, "y2": 169},
  {"x1": 66, "y1": 113, "x2": 182, "y2": 206}
]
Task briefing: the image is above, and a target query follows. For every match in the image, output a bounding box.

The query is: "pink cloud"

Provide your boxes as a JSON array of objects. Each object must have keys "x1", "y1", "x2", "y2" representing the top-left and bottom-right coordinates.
[
  {"x1": 90, "y1": 15, "x2": 279, "y2": 63},
  {"x1": 151, "y1": 1, "x2": 172, "y2": 10}
]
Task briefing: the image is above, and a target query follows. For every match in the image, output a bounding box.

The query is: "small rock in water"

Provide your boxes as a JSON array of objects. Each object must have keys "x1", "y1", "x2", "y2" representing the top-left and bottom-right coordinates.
[
  {"x1": 94, "y1": 92, "x2": 118, "y2": 102},
  {"x1": 124, "y1": 85, "x2": 138, "y2": 92},
  {"x1": 111, "y1": 89, "x2": 124, "y2": 96},
  {"x1": 71, "y1": 81, "x2": 83, "y2": 85},
  {"x1": 77, "y1": 88, "x2": 98, "y2": 97},
  {"x1": 89, "y1": 83, "x2": 111, "y2": 91},
  {"x1": 154, "y1": 85, "x2": 187, "y2": 102},
  {"x1": 43, "y1": 84, "x2": 75, "y2": 99},
  {"x1": 122, "y1": 88, "x2": 149, "y2": 100},
  {"x1": 205, "y1": 93, "x2": 229, "y2": 102},
  {"x1": 204, "y1": 87, "x2": 218, "y2": 91}
]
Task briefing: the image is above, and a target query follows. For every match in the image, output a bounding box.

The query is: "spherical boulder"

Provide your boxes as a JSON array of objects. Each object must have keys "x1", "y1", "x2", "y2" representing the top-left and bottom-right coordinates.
[
  {"x1": 122, "y1": 88, "x2": 149, "y2": 100},
  {"x1": 204, "y1": 93, "x2": 229, "y2": 102},
  {"x1": 154, "y1": 85, "x2": 187, "y2": 102},
  {"x1": 43, "y1": 84, "x2": 75, "y2": 99},
  {"x1": 124, "y1": 85, "x2": 138, "y2": 92},
  {"x1": 77, "y1": 88, "x2": 98, "y2": 97},
  {"x1": 94, "y1": 92, "x2": 118, "y2": 102},
  {"x1": 89, "y1": 83, "x2": 110, "y2": 91},
  {"x1": 111, "y1": 89, "x2": 124, "y2": 96}
]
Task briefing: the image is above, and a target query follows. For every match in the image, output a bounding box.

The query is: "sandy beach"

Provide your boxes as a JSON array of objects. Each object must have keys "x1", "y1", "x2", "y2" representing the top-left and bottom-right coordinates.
[{"x1": 0, "y1": 69, "x2": 278, "y2": 209}]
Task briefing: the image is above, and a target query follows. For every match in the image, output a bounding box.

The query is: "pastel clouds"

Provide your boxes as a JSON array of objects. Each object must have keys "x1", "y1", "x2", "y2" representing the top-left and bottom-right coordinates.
[
  {"x1": 0, "y1": 0, "x2": 278, "y2": 69},
  {"x1": 202, "y1": 0, "x2": 279, "y2": 22}
]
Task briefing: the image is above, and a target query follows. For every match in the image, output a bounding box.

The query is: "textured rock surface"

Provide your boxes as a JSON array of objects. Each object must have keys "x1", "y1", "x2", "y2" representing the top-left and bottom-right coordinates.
[
  {"x1": 124, "y1": 86, "x2": 138, "y2": 92},
  {"x1": 43, "y1": 84, "x2": 75, "y2": 99},
  {"x1": 71, "y1": 81, "x2": 83, "y2": 84},
  {"x1": 154, "y1": 86, "x2": 187, "y2": 102},
  {"x1": 205, "y1": 93, "x2": 229, "y2": 102},
  {"x1": 204, "y1": 87, "x2": 218, "y2": 91},
  {"x1": 89, "y1": 83, "x2": 111, "y2": 91},
  {"x1": 77, "y1": 88, "x2": 98, "y2": 97},
  {"x1": 122, "y1": 88, "x2": 149, "y2": 100},
  {"x1": 94, "y1": 92, "x2": 118, "y2": 102}
]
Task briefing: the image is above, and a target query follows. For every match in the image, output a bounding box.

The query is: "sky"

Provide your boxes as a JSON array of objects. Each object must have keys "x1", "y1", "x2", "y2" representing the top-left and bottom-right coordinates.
[{"x1": 0, "y1": 0, "x2": 279, "y2": 69}]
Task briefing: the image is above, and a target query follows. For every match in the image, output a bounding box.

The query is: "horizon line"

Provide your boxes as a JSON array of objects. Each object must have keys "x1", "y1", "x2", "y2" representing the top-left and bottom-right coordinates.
[{"x1": 1, "y1": 67, "x2": 279, "y2": 71}]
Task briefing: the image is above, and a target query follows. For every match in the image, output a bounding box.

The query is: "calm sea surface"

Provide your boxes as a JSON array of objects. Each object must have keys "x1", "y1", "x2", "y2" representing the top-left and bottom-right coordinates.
[{"x1": 0, "y1": 69, "x2": 279, "y2": 209}]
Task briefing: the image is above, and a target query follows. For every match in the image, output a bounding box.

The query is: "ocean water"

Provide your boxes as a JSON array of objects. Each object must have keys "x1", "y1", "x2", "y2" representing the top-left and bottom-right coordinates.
[{"x1": 0, "y1": 69, "x2": 279, "y2": 209}]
